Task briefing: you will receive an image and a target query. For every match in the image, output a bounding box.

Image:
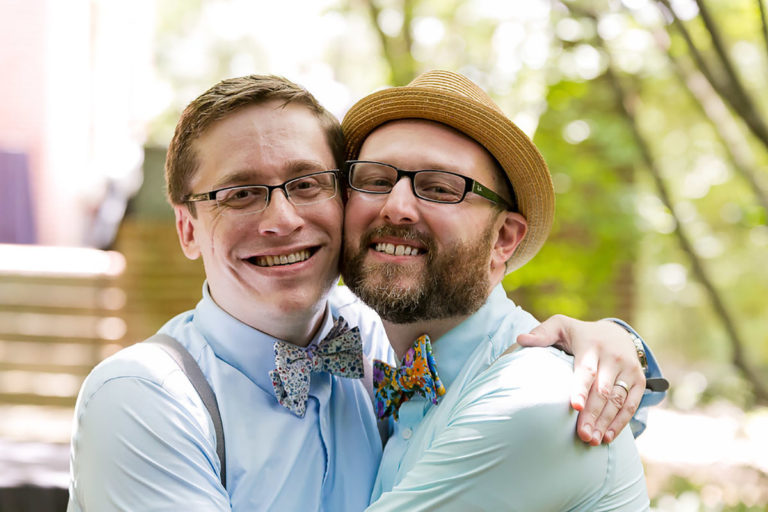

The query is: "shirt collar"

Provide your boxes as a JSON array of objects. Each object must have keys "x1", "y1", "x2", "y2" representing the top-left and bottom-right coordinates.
[
  {"x1": 193, "y1": 282, "x2": 335, "y2": 395},
  {"x1": 429, "y1": 284, "x2": 514, "y2": 390}
]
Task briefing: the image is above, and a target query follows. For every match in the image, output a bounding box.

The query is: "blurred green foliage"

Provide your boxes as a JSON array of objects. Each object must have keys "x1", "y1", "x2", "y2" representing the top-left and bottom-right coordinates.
[
  {"x1": 146, "y1": 0, "x2": 768, "y2": 404},
  {"x1": 138, "y1": 0, "x2": 768, "y2": 506},
  {"x1": 505, "y1": 76, "x2": 641, "y2": 321}
]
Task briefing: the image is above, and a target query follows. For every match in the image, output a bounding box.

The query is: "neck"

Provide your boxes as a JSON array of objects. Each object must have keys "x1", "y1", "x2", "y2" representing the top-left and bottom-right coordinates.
[
  {"x1": 256, "y1": 306, "x2": 328, "y2": 347},
  {"x1": 383, "y1": 314, "x2": 470, "y2": 360},
  {"x1": 210, "y1": 290, "x2": 328, "y2": 347},
  {"x1": 382, "y1": 278, "x2": 504, "y2": 359}
]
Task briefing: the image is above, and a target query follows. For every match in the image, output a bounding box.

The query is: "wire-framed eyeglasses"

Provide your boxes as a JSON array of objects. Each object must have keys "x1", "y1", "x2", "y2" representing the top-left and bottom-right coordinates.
[{"x1": 184, "y1": 170, "x2": 340, "y2": 216}]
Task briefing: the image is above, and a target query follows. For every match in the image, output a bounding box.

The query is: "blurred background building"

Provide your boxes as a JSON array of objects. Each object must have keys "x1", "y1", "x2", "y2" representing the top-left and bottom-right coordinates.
[{"x1": 0, "y1": 0, "x2": 152, "y2": 248}]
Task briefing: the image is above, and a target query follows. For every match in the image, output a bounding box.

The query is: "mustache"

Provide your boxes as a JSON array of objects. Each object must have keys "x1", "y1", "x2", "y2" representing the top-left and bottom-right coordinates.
[{"x1": 358, "y1": 225, "x2": 436, "y2": 256}]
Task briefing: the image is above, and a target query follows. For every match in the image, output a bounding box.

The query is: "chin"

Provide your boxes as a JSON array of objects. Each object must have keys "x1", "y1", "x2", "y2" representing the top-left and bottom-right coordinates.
[{"x1": 269, "y1": 284, "x2": 334, "y2": 315}]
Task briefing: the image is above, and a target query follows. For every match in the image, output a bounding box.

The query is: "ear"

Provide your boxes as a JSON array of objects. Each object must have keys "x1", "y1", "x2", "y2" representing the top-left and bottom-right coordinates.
[
  {"x1": 490, "y1": 211, "x2": 527, "y2": 274},
  {"x1": 174, "y1": 205, "x2": 201, "y2": 260}
]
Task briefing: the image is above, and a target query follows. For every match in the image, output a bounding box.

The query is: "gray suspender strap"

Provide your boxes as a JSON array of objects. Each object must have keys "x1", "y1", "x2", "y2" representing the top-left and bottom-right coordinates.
[{"x1": 145, "y1": 334, "x2": 227, "y2": 490}]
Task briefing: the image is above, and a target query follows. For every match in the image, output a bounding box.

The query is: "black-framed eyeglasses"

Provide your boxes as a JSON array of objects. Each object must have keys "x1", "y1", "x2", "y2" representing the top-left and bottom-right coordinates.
[
  {"x1": 184, "y1": 170, "x2": 340, "y2": 216},
  {"x1": 345, "y1": 160, "x2": 516, "y2": 211}
]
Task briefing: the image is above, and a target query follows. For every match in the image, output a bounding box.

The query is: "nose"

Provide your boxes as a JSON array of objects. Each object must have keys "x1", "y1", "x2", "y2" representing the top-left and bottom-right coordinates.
[
  {"x1": 257, "y1": 189, "x2": 304, "y2": 236},
  {"x1": 380, "y1": 178, "x2": 419, "y2": 225}
]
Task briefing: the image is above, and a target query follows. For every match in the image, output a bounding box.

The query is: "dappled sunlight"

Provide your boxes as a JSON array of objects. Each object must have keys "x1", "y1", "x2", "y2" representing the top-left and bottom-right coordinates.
[
  {"x1": 639, "y1": 406, "x2": 768, "y2": 473},
  {"x1": 640, "y1": 406, "x2": 768, "y2": 508}
]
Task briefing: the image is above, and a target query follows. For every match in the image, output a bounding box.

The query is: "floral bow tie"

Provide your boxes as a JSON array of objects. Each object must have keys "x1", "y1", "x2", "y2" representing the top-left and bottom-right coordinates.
[
  {"x1": 373, "y1": 334, "x2": 446, "y2": 420},
  {"x1": 270, "y1": 316, "x2": 364, "y2": 417}
]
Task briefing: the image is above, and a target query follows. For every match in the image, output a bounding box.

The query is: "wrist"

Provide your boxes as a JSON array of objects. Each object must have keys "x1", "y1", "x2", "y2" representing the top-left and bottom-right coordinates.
[{"x1": 603, "y1": 318, "x2": 648, "y2": 372}]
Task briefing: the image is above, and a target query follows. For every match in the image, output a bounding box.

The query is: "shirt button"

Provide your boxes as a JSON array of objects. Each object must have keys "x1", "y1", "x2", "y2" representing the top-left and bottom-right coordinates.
[{"x1": 402, "y1": 428, "x2": 412, "y2": 440}]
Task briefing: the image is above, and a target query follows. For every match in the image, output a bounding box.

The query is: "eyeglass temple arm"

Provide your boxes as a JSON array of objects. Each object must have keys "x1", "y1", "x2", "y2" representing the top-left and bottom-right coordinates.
[{"x1": 471, "y1": 181, "x2": 515, "y2": 211}]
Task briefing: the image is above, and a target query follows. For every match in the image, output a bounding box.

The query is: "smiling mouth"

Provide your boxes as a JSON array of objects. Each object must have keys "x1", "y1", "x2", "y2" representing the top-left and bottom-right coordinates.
[
  {"x1": 248, "y1": 248, "x2": 314, "y2": 267},
  {"x1": 373, "y1": 243, "x2": 424, "y2": 256}
]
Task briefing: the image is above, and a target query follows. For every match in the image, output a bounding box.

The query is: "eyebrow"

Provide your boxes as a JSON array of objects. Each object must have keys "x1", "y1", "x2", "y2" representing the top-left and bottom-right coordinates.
[
  {"x1": 419, "y1": 162, "x2": 464, "y2": 174},
  {"x1": 211, "y1": 159, "x2": 332, "y2": 189},
  {"x1": 369, "y1": 158, "x2": 464, "y2": 174}
]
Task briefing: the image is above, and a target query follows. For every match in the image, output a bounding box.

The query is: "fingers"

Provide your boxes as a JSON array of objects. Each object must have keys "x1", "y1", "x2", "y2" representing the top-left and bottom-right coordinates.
[
  {"x1": 575, "y1": 352, "x2": 625, "y2": 445},
  {"x1": 523, "y1": 316, "x2": 647, "y2": 444},
  {"x1": 588, "y1": 377, "x2": 627, "y2": 446},
  {"x1": 576, "y1": 365, "x2": 615, "y2": 445},
  {"x1": 570, "y1": 348, "x2": 598, "y2": 413},
  {"x1": 603, "y1": 373, "x2": 644, "y2": 443},
  {"x1": 577, "y1": 365, "x2": 645, "y2": 445}
]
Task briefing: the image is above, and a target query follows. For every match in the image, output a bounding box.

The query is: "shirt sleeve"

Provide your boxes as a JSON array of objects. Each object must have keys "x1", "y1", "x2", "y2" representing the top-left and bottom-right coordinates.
[
  {"x1": 366, "y1": 348, "x2": 648, "y2": 512},
  {"x1": 68, "y1": 369, "x2": 230, "y2": 511},
  {"x1": 605, "y1": 318, "x2": 667, "y2": 437}
]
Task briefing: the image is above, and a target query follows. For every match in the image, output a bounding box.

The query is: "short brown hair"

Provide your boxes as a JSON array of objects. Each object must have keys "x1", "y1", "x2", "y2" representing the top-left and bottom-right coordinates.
[{"x1": 165, "y1": 75, "x2": 344, "y2": 209}]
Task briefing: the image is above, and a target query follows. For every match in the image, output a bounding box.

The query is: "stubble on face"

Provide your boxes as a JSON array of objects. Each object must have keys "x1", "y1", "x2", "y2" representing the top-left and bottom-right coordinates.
[{"x1": 341, "y1": 223, "x2": 495, "y2": 324}]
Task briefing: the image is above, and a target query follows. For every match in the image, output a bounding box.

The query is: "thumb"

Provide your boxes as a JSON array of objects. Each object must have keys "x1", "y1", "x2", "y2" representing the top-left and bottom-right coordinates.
[{"x1": 517, "y1": 315, "x2": 568, "y2": 348}]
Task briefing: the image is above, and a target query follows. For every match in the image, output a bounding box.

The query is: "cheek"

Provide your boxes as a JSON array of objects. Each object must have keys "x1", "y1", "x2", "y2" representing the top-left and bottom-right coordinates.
[
  {"x1": 203, "y1": 214, "x2": 238, "y2": 254},
  {"x1": 296, "y1": 200, "x2": 344, "y2": 256},
  {"x1": 322, "y1": 199, "x2": 345, "y2": 238},
  {"x1": 344, "y1": 195, "x2": 378, "y2": 232}
]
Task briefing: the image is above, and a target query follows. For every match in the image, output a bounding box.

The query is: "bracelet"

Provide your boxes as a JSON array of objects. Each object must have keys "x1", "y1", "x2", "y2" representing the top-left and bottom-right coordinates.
[
  {"x1": 627, "y1": 330, "x2": 649, "y2": 373},
  {"x1": 605, "y1": 318, "x2": 649, "y2": 372}
]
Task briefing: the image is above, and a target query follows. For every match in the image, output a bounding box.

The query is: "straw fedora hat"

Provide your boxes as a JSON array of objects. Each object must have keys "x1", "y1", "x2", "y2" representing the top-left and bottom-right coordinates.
[{"x1": 342, "y1": 70, "x2": 554, "y2": 272}]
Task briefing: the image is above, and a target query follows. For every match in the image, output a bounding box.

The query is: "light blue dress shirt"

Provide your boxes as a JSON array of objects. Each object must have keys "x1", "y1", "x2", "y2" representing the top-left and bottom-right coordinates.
[
  {"x1": 367, "y1": 285, "x2": 654, "y2": 511},
  {"x1": 67, "y1": 284, "x2": 390, "y2": 511}
]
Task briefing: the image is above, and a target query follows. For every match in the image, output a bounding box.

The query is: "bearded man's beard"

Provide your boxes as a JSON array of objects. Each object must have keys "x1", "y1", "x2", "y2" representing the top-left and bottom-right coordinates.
[{"x1": 341, "y1": 224, "x2": 494, "y2": 324}]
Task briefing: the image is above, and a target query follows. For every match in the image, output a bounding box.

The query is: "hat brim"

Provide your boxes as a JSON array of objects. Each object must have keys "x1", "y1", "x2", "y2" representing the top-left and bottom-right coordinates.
[{"x1": 342, "y1": 86, "x2": 554, "y2": 272}]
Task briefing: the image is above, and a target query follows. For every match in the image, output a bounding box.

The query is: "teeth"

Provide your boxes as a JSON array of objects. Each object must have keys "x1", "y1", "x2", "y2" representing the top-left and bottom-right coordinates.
[
  {"x1": 255, "y1": 250, "x2": 310, "y2": 267},
  {"x1": 374, "y1": 243, "x2": 421, "y2": 256}
]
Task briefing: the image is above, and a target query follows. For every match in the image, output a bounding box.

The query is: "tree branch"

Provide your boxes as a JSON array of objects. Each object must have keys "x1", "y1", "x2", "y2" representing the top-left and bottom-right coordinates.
[
  {"x1": 568, "y1": 3, "x2": 768, "y2": 403},
  {"x1": 658, "y1": 0, "x2": 768, "y2": 151},
  {"x1": 362, "y1": 0, "x2": 396, "y2": 84},
  {"x1": 362, "y1": 0, "x2": 417, "y2": 86},
  {"x1": 759, "y1": 0, "x2": 768, "y2": 72},
  {"x1": 656, "y1": 31, "x2": 768, "y2": 217},
  {"x1": 607, "y1": 65, "x2": 768, "y2": 404},
  {"x1": 656, "y1": 0, "x2": 730, "y2": 99},
  {"x1": 693, "y1": 0, "x2": 752, "y2": 115}
]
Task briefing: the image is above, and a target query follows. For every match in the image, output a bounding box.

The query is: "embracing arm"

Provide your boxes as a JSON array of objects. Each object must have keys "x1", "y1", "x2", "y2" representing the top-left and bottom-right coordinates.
[
  {"x1": 516, "y1": 315, "x2": 667, "y2": 444},
  {"x1": 68, "y1": 375, "x2": 229, "y2": 511}
]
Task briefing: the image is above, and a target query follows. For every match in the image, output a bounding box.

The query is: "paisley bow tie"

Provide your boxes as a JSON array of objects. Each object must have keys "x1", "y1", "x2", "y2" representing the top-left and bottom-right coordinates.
[
  {"x1": 373, "y1": 334, "x2": 446, "y2": 420},
  {"x1": 270, "y1": 316, "x2": 364, "y2": 417}
]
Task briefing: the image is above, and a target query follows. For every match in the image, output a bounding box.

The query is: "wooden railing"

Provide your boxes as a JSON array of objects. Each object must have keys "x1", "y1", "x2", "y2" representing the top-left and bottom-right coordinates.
[
  {"x1": 0, "y1": 220, "x2": 204, "y2": 410},
  {"x1": 0, "y1": 244, "x2": 127, "y2": 408}
]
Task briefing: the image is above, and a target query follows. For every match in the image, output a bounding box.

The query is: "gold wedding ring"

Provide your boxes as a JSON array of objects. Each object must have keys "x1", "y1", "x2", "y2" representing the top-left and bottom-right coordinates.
[{"x1": 615, "y1": 379, "x2": 630, "y2": 394}]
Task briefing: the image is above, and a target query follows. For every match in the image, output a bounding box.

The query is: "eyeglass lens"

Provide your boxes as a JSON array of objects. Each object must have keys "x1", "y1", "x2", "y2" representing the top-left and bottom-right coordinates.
[
  {"x1": 349, "y1": 162, "x2": 467, "y2": 203},
  {"x1": 215, "y1": 172, "x2": 337, "y2": 215}
]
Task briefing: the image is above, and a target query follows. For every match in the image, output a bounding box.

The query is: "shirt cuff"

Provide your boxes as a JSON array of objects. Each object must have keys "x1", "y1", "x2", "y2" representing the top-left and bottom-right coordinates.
[{"x1": 603, "y1": 318, "x2": 669, "y2": 437}]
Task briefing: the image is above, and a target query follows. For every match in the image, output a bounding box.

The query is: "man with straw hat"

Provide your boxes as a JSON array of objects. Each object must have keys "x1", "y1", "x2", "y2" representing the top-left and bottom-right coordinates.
[
  {"x1": 342, "y1": 70, "x2": 660, "y2": 509},
  {"x1": 68, "y1": 74, "x2": 662, "y2": 511}
]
